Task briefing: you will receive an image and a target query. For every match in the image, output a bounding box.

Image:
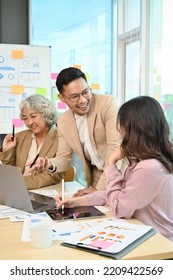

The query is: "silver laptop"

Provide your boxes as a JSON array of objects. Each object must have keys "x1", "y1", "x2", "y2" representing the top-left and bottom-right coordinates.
[{"x1": 0, "y1": 164, "x2": 56, "y2": 213}]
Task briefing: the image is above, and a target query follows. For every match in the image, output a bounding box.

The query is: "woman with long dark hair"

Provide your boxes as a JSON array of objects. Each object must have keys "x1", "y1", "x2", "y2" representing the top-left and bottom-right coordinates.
[{"x1": 55, "y1": 96, "x2": 173, "y2": 241}]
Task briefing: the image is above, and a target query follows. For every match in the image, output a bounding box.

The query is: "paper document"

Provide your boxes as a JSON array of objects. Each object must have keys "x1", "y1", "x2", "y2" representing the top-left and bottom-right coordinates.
[
  {"x1": 21, "y1": 216, "x2": 121, "y2": 242},
  {"x1": 62, "y1": 220, "x2": 155, "y2": 254},
  {"x1": 0, "y1": 205, "x2": 28, "y2": 221}
]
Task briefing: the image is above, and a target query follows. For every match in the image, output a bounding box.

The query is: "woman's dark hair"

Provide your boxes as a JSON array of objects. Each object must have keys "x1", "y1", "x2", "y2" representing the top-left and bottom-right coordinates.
[
  {"x1": 56, "y1": 67, "x2": 87, "y2": 93},
  {"x1": 117, "y1": 96, "x2": 173, "y2": 173}
]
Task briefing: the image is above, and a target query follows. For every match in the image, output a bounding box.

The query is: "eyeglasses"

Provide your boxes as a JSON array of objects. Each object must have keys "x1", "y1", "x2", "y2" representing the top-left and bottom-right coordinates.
[{"x1": 62, "y1": 87, "x2": 92, "y2": 103}]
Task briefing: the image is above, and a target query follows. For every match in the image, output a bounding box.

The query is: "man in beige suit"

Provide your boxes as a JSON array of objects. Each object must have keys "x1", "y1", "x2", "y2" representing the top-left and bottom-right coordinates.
[{"x1": 30, "y1": 67, "x2": 121, "y2": 194}]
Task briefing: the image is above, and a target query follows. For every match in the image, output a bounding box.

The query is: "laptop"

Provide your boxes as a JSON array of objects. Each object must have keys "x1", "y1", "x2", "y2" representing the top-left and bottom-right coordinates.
[{"x1": 0, "y1": 164, "x2": 56, "y2": 213}]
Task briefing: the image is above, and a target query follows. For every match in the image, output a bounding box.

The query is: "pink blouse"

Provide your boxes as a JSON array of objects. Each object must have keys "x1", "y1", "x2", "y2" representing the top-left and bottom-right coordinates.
[{"x1": 86, "y1": 159, "x2": 173, "y2": 241}]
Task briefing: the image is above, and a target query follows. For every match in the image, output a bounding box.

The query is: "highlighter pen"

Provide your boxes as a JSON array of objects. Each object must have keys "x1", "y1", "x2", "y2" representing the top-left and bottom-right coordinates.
[
  {"x1": 61, "y1": 178, "x2": 65, "y2": 214},
  {"x1": 11, "y1": 125, "x2": 15, "y2": 141},
  {"x1": 29, "y1": 153, "x2": 40, "y2": 168}
]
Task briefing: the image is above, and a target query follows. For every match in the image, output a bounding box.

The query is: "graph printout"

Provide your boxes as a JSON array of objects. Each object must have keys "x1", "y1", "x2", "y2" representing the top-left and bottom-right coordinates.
[{"x1": 0, "y1": 44, "x2": 51, "y2": 133}]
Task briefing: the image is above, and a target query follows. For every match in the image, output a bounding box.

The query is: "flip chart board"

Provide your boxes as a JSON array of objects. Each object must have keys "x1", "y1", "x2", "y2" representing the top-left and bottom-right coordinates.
[{"x1": 0, "y1": 44, "x2": 51, "y2": 134}]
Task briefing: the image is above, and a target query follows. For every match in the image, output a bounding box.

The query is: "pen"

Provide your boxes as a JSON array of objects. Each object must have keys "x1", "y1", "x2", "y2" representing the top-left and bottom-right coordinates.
[
  {"x1": 29, "y1": 153, "x2": 39, "y2": 168},
  {"x1": 52, "y1": 229, "x2": 72, "y2": 236},
  {"x1": 11, "y1": 125, "x2": 15, "y2": 141},
  {"x1": 61, "y1": 178, "x2": 65, "y2": 214}
]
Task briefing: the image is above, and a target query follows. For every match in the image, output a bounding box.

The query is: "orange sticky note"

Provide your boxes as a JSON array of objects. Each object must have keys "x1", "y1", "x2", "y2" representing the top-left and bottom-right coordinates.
[
  {"x1": 11, "y1": 50, "x2": 24, "y2": 59},
  {"x1": 11, "y1": 85, "x2": 24, "y2": 94},
  {"x1": 73, "y1": 64, "x2": 82, "y2": 70},
  {"x1": 91, "y1": 83, "x2": 100, "y2": 90}
]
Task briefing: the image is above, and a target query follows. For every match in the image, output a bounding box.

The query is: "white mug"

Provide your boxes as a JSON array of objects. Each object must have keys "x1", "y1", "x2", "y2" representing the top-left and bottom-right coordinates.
[{"x1": 30, "y1": 222, "x2": 52, "y2": 249}]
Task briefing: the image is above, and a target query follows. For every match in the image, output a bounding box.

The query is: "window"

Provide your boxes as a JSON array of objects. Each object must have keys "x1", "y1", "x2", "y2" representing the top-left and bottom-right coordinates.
[
  {"x1": 30, "y1": 0, "x2": 113, "y2": 100},
  {"x1": 30, "y1": 0, "x2": 114, "y2": 185},
  {"x1": 115, "y1": 0, "x2": 140, "y2": 104},
  {"x1": 116, "y1": 0, "x2": 173, "y2": 138},
  {"x1": 149, "y1": 0, "x2": 173, "y2": 138},
  {"x1": 30, "y1": 0, "x2": 173, "y2": 139}
]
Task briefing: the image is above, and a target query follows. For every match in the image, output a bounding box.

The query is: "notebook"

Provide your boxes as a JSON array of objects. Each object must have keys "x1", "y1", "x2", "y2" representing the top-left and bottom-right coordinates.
[
  {"x1": 61, "y1": 219, "x2": 156, "y2": 259},
  {"x1": 0, "y1": 164, "x2": 56, "y2": 213}
]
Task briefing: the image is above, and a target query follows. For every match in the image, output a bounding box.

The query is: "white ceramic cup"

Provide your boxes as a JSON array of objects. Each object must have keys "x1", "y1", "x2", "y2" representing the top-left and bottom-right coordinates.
[{"x1": 30, "y1": 222, "x2": 52, "y2": 249}]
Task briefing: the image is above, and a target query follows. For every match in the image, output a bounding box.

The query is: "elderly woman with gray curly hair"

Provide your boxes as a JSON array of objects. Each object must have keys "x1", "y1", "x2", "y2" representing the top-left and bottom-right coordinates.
[{"x1": 0, "y1": 94, "x2": 64, "y2": 189}]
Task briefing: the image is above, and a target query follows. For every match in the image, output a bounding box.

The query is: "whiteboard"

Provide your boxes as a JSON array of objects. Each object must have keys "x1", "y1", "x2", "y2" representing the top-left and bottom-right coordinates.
[{"x1": 0, "y1": 44, "x2": 51, "y2": 134}]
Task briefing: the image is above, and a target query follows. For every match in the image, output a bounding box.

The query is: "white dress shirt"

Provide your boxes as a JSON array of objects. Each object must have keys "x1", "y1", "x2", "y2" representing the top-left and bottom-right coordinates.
[{"x1": 74, "y1": 113, "x2": 104, "y2": 170}]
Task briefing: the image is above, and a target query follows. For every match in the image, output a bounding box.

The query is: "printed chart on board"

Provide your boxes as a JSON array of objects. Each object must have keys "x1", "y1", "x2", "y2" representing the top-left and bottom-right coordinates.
[{"x1": 0, "y1": 44, "x2": 51, "y2": 134}]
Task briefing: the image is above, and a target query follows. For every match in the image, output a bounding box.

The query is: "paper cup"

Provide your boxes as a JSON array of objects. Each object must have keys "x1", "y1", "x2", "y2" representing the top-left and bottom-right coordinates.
[{"x1": 30, "y1": 222, "x2": 52, "y2": 249}]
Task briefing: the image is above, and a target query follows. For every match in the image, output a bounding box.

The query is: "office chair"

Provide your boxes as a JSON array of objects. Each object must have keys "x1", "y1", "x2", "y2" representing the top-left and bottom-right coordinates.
[{"x1": 64, "y1": 166, "x2": 76, "y2": 182}]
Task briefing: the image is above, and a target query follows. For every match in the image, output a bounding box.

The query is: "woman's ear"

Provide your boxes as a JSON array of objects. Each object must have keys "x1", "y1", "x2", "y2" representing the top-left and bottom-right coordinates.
[{"x1": 58, "y1": 93, "x2": 66, "y2": 103}]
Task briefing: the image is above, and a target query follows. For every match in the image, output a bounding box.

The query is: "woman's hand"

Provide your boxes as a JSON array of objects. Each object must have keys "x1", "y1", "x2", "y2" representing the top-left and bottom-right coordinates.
[
  {"x1": 54, "y1": 194, "x2": 74, "y2": 208},
  {"x1": 25, "y1": 156, "x2": 51, "y2": 173},
  {"x1": 108, "y1": 147, "x2": 125, "y2": 165},
  {"x1": 2, "y1": 134, "x2": 16, "y2": 152},
  {"x1": 54, "y1": 193, "x2": 88, "y2": 209},
  {"x1": 73, "y1": 187, "x2": 97, "y2": 197}
]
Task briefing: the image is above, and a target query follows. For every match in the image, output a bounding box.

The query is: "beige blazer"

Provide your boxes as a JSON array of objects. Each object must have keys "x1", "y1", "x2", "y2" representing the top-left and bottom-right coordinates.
[
  {"x1": 0, "y1": 127, "x2": 63, "y2": 189},
  {"x1": 51, "y1": 94, "x2": 121, "y2": 190}
]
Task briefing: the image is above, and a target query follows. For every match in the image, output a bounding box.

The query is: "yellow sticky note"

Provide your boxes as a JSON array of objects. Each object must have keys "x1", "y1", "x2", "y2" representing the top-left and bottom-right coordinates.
[
  {"x1": 11, "y1": 50, "x2": 24, "y2": 59},
  {"x1": 11, "y1": 85, "x2": 24, "y2": 94},
  {"x1": 73, "y1": 64, "x2": 82, "y2": 70},
  {"x1": 86, "y1": 74, "x2": 90, "y2": 81},
  {"x1": 91, "y1": 83, "x2": 100, "y2": 90},
  {"x1": 36, "y1": 88, "x2": 47, "y2": 96}
]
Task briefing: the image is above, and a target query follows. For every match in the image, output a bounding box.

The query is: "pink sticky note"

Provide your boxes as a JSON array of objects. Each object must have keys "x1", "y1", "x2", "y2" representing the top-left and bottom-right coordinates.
[
  {"x1": 90, "y1": 240, "x2": 114, "y2": 250},
  {"x1": 51, "y1": 73, "x2": 58, "y2": 80},
  {"x1": 12, "y1": 118, "x2": 24, "y2": 127},
  {"x1": 58, "y1": 102, "x2": 67, "y2": 109}
]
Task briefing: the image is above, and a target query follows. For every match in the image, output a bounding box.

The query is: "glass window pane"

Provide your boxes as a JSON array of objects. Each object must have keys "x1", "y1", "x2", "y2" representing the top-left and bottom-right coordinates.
[
  {"x1": 124, "y1": 0, "x2": 140, "y2": 32},
  {"x1": 125, "y1": 40, "x2": 140, "y2": 100},
  {"x1": 149, "y1": 0, "x2": 173, "y2": 138},
  {"x1": 30, "y1": 0, "x2": 113, "y2": 96}
]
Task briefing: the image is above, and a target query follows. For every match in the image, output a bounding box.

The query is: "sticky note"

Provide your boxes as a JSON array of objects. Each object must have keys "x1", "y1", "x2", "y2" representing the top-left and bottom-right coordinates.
[
  {"x1": 86, "y1": 74, "x2": 90, "y2": 81},
  {"x1": 156, "y1": 75, "x2": 161, "y2": 83},
  {"x1": 36, "y1": 88, "x2": 47, "y2": 96},
  {"x1": 73, "y1": 64, "x2": 82, "y2": 70},
  {"x1": 54, "y1": 94, "x2": 59, "y2": 100},
  {"x1": 11, "y1": 50, "x2": 24, "y2": 59},
  {"x1": 51, "y1": 73, "x2": 58, "y2": 80},
  {"x1": 90, "y1": 240, "x2": 114, "y2": 250},
  {"x1": 11, "y1": 85, "x2": 24, "y2": 94},
  {"x1": 91, "y1": 83, "x2": 100, "y2": 90},
  {"x1": 163, "y1": 103, "x2": 170, "y2": 109},
  {"x1": 12, "y1": 118, "x2": 24, "y2": 128},
  {"x1": 57, "y1": 102, "x2": 67, "y2": 109}
]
